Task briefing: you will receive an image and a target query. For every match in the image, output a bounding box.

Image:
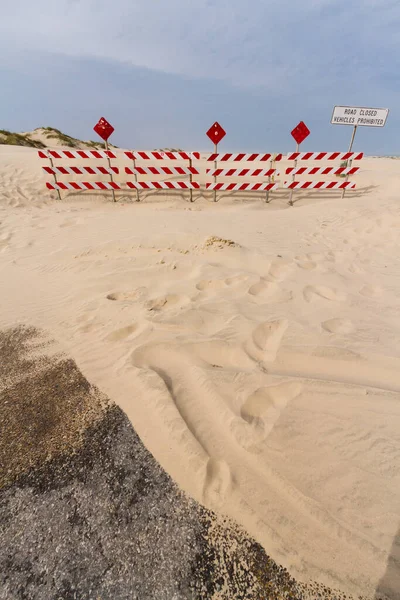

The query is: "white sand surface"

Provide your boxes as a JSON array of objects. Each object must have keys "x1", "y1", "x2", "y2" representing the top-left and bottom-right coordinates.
[{"x1": 1, "y1": 145, "x2": 400, "y2": 598}]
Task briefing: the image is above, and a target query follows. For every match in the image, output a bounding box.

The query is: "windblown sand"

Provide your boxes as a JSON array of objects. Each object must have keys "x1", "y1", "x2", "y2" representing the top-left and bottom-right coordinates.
[
  {"x1": 0, "y1": 145, "x2": 399, "y2": 599},
  {"x1": 2, "y1": 325, "x2": 314, "y2": 600}
]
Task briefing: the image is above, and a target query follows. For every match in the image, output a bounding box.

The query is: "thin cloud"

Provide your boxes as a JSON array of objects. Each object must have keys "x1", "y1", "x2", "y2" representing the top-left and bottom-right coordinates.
[
  {"x1": 0, "y1": 0, "x2": 397, "y2": 153},
  {"x1": 2, "y1": 0, "x2": 399, "y2": 93}
]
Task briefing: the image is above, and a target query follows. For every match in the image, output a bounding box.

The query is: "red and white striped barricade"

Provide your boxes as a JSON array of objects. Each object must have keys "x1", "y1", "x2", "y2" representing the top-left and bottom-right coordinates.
[
  {"x1": 205, "y1": 153, "x2": 282, "y2": 202},
  {"x1": 124, "y1": 151, "x2": 200, "y2": 202},
  {"x1": 39, "y1": 149, "x2": 201, "y2": 202},
  {"x1": 39, "y1": 149, "x2": 120, "y2": 200},
  {"x1": 284, "y1": 152, "x2": 363, "y2": 204}
]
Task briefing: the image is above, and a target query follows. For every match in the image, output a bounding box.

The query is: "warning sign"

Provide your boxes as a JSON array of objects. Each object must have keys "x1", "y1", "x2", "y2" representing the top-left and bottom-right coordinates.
[
  {"x1": 331, "y1": 106, "x2": 389, "y2": 128},
  {"x1": 206, "y1": 122, "x2": 226, "y2": 145},
  {"x1": 93, "y1": 117, "x2": 115, "y2": 141},
  {"x1": 291, "y1": 121, "x2": 310, "y2": 145}
]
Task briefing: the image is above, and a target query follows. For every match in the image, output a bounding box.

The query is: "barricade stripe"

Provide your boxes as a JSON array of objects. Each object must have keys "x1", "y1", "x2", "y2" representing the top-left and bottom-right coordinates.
[
  {"x1": 43, "y1": 166, "x2": 119, "y2": 175},
  {"x1": 46, "y1": 182, "x2": 121, "y2": 190},
  {"x1": 285, "y1": 167, "x2": 359, "y2": 175},
  {"x1": 125, "y1": 167, "x2": 199, "y2": 175},
  {"x1": 207, "y1": 153, "x2": 282, "y2": 162},
  {"x1": 283, "y1": 181, "x2": 356, "y2": 189},
  {"x1": 126, "y1": 182, "x2": 200, "y2": 189},
  {"x1": 38, "y1": 150, "x2": 117, "y2": 159},
  {"x1": 206, "y1": 168, "x2": 277, "y2": 177},
  {"x1": 286, "y1": 152, "x2": 363, "y2": 161},
  {"x1": 206, "y1": 183, "x2": 279, "y2": 191},
  {"x1": 124, "y1": 151, "x2": 200, "y2": 161}
]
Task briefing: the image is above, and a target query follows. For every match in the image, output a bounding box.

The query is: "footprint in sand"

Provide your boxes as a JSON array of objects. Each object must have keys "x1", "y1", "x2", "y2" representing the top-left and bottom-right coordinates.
[
  {"x1": 359, "y1": 285, "x2": 383, "y2": 298},
  {"x1": 0, "y1": 231, "x2": 12, "y2": 250},
  {"x1": 105, "y1": 324, "x2": 138, "y2": 342},
  {"x1": 59, "y1": 218, "x2": 83, "y2": 228},
  {"x1": 322, "y1": 318, "x2": 354, "y2": 334},
  {"x1": 303, "y1": 285, "x2": 346, "y2": 303},
  {"x1": 295, "y1": 253, "x2": 330, "y2": 274},
  {"x1": 308, "y1": 253, "x2": 324, "y2": 262},
  {"x1": 231, "y1": 382, "x2": 303, "y2": 452},
  {"x1": 225, "y1": 274, "x2": 249, "y2": 286},
  {"x1": 249, "y1": 280, "x2": 279, "y2": 297},
  {"x1": 327, "y1": 250, "x2": 348, "y2": 264},
  {"x1": 83, "y1": 300, "x2": 101, "y2": 312},
  {"x1": 196, "y1": 279, "x2": 226, "y2": 291},
  {"x1": 146, "y1": 294, "x2": 190, "y2": 312},
  {"x1": 78, "y1": 321, "x2": 103, "y2": 334},
  {"x1": 244, "y1": 318, "x2": 288, "y2": 363},
  {"x1": 296, "y1": 253, "x2": 323, "y2": 263},
  {"x1": 268, "y1": 259, "x2": 293, "y2": 282},
  {"x1": 107, "y1": 288, "x2": 147, "y2": 302},
  {"x1": 203, "y1": 458, "x2": 232, "y2": 508},
  {"x1": 248, "y1": 280, "x2": 293, "y2": 303},
  {"x1": 296, "y1": 260, "x2": 317, "y2": 271},
  {"x1": 348, "y1": 263, "x2": 364, "y2": 275}
]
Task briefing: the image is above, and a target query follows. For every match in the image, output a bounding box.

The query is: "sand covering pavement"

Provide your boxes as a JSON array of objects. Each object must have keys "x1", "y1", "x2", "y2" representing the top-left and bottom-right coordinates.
[{"x1": 0, "y1": 145, "x2": 400, "y2": 598}]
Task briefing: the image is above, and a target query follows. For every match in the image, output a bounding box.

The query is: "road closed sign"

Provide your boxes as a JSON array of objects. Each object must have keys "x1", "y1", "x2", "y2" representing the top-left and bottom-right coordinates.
[{"x1": 331, "y1": 106, "x2": 389, "y2": 127}]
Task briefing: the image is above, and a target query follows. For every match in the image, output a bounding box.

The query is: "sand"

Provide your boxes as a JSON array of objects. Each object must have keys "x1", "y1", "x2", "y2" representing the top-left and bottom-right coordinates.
[
  {"x1": 0, "y1": 145, "x2": 400, "y2": 598},
  {"x1": 2, "y1": 325, "x2": 315, "y2": 600}
]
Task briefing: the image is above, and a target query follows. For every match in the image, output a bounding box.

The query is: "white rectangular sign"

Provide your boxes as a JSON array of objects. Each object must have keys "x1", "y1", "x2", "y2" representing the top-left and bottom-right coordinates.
[{"x1": 331, "y1": 106, "x2": 389, "y2": 127}]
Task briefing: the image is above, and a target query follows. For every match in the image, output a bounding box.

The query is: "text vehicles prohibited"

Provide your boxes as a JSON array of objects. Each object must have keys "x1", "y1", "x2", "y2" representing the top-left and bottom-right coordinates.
[{"x1": 331, "y1": 106, "x2": 389, "y2": 128}]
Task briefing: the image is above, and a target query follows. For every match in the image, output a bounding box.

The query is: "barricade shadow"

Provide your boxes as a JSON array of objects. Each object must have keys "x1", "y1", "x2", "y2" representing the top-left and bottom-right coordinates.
[
  {"x1": 290, "y1": 184, "x2": 377, "y2": 205},
  {"x1": 58, "y1": 184, "x2": 377, "y2": 206},
  {"x1": 206, "y1": 184, "x2": 377, "y2": 205},
  {"x1": 375, "y1": 525, "x2": 400, "y2": 600},
  {"x1": 58, "y1": 189, "x2": 194, "y2": 204}
]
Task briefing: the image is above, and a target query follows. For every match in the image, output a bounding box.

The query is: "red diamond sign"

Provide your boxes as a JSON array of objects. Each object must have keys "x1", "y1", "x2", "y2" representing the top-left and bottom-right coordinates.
[
  {"x1": 93, "y1": 117, "x2": 114, "y2": 142},
  {"x1": 206, "y1": 122, "x2": 226, "y2": 145},
  {"x1": 291, "y1": 121, "x2": 310, "y2": 145}
]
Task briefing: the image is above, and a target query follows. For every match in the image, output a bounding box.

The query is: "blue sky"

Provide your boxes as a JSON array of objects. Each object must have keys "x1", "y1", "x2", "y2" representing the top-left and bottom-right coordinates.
[{"x1": 0, "y1": 0, "x2": 399, "y2": 153}]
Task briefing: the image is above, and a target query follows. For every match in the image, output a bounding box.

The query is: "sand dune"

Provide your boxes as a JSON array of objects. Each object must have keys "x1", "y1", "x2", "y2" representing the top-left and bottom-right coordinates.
[{"x1": 1, "y1": 145, "x2": 400, "y2": 598}]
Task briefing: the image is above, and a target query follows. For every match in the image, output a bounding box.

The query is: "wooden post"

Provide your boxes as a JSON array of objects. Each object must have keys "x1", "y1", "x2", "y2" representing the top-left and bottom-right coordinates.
[
  {"x1": 131, "y1": 156, "x2": 140, "y2": 202},
  {"x1": 265, "y1": 156, "x2": 273, "y2": 203},
  {"x1": 213, "y1": 143, "x2": 218, "y2": 202},
  {"x1": 289, "y1": 143, "x2": 299, "y2": 206},
  {"x1": 105, "y1": 140, "x2": 116, "y2": 203},
  {"x1": 189, "y1": 155, "x2": 194, "y2": 203},
  {"x1": 48, "y1": 154, "x2": 61, "y2": 201}
]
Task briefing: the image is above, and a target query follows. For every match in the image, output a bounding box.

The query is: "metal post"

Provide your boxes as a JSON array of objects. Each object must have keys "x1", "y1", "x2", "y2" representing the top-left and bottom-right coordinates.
[
  {"x1": 342, "y1": 125, "x2": 357, "y2": 199},
  {"x1": 132, "y1": 157, "x2": 140, "y2": 202},
  {"x1": 289, "y1": 143, "x2": 299, "y2": 206},
  {"x1": 49, "y1": 155, "x2": 61, "y2": 201},
  {"x1": 213, "y1": 143, "x2": 218, "y2": 202},
  {"x1": 189, "y1": 156, "x2": 193, "y2": 202},
  {"x1": 105, "y1": 139, "x2": 116, "y2": 203}
]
